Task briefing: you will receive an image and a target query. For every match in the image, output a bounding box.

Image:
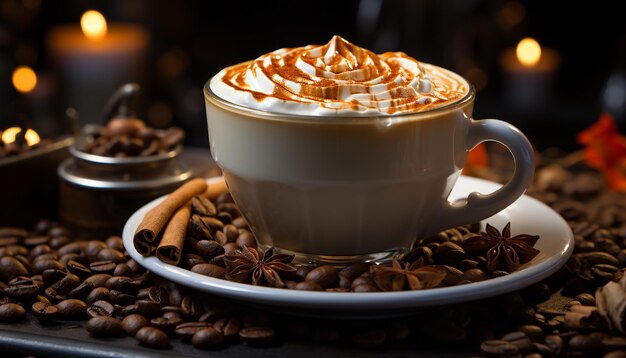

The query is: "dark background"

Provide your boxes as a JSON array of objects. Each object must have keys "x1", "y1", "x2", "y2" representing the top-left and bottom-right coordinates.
[{"x1": 1, "y1": 0, "x2": 625, "y2": 151}]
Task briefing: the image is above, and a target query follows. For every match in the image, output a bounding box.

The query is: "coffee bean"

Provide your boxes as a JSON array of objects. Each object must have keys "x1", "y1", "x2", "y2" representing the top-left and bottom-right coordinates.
[
  {"x1": 195, "y1": 240, "x2": 225, "y2": 261},
  {"x1": 56, "y1": 299, "x2": 87, "y2": 320},
  {"x1": 51, "y1": 273, "x2": 81, "y2": 294},
  {"x1": 151, "y1": 316, "x2": 183, "y2": 335},
  {"x1": 605, "y1": 351, "x2": 626, "y2": 358},
  {"x1": 175, "y1": 322, "x2": 212, "y2": 342},
  {"x1": 181, "y1": 295, "x2": 205, "y2": 320},
  {"x1": 460, "y1": 268, "x2": 488, "y2": 282},
  {"x1": 86, "y1": 316, "x2": 123, "y2": 337},
  {"x1": 0, "y1": 303, "x2": 26, "y2": 322},
  {"x1": 191, "y1": 196, "x2": 217, "y2": 217},
  {"x1": 84, "y1": 241, "x2": 106, "y2": 260},
  {"x1": 569, "y1": 334, "x2": 601, "y2": 351},
  {"x1": 50, "y1": 236, "x2": 71, "y2": 249},
  {"x1": 66, "y1": 260, "x2": 91, "y2": 279},
  {"x1": 110, "y1": 290, "x2": 135, "y2": 306},
  {"x1": 86, "y1": 287, "x2": 112, "y2": 305},
  {"x1": 192, "y1": 327, "x2": 224, "y2": 349},
  {"x1": 603, "y1": 337, "x2": 626, "y2": 350},
  {"x1": 191, "y1": 263, "x2": 227, "y2": 279},
  {"x1": 31, "y1": 301, "x2": 58, "y2": 323},
  {"x1": 294, "y1": 281, "x2": 324, "y2": 291},
  {"x1": 122, "y1": 314, "x2": 148, "y2": 336},
  {"x1": 89, "y1": 261, "x2": 116, "y2": 275},
  {"x1": 236, "y1": 231, "x2": 257, "y2": 249},
  {"x1": 97, "y1": 249, "x2": 125, "y2": 264},
  {"x1": 305, "y1": 265, "x2": 338, "y2": 288},
  {"x1": 517, "y1": 325, "x2": 544, "y2": 342},
  {"x1": 105, "y1": 236, "x2": 124, "y2": 251},
  {"x1": 44, "y1": 287, "x2": 68, "y2": 303},
  {"x1": 136, "y1": 299, "x2": 162, "y2": 318},
  {"x1": 481, "y1": 340, "x2": 519, "y2": 355},
  {"x1": 214, "y1": 317, "x2": 242, "y2": 339},
  {"x1": 0, "y1": 257, "x2": 29, "y2": 281},
  {"x1": 4, "y1": 284, "x2": 39, "y2": 301},
  {"x1": 352, "y1": 329, "x2": 386, "y2": 349},
  {"x1": 105, "y1": 276, "x2": 140, "y2": 294},
  {"x1": 544, "y1": 334, "x2": 563, "y2": 355},
  {"x1": 113, "y1": 263, "x2": 132, "y2": 277},
  {"x1": 42, "y1": 269, "x2": 67, "y2": 286},
  {"x1": 136, "y1": 326, "x2": 170, "y2": 349},
  {"x1": 231, "y1": 217, "x2": 248, "y2": 229},
  {"x1": 87, "y1": 300, "x2": 115, "y2": 318},
  {"x1": 574, "y1": 293, "x2": 596, "y2": 306},
  {"x1": 239, "y1": 327, "x2": 275, "y2": 346}
]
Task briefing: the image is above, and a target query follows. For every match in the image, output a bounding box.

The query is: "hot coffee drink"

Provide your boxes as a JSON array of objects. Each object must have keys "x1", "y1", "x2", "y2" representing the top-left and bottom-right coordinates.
[{"x1": 205, "y1": 36, "x2": 533, "y2": 263}]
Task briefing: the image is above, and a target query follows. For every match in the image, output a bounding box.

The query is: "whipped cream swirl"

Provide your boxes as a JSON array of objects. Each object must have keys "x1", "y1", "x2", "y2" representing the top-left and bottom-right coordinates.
[{"x1": 210, "y1": 36, "x2": 468, "y2": 116}]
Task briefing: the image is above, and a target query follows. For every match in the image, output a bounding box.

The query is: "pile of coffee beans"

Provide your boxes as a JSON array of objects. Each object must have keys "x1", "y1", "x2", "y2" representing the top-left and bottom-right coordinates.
[
  {"x1": 3, "y1": 158, "x2": 626, "y2": 355},
  {"x1": 81, "y1": 118, "x2": 184, "y2": 157},
  {"x1": 0, "y1": 222, "x2": 278, "y2": 350}
]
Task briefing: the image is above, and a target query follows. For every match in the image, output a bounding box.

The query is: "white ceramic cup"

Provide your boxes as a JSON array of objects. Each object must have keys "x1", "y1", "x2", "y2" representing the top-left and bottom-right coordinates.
[{"x1": 204, "y1": 71, "x2": 534, "y2": 264}]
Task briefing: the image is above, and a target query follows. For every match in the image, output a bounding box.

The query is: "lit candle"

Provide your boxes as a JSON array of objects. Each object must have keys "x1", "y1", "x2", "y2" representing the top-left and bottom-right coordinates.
[
  {"x1": 46, "y1": 10, "x2": 149, "y2": 125},
  {"x1": 501, "y1": 37, "x2": 560, "y2": 111}
]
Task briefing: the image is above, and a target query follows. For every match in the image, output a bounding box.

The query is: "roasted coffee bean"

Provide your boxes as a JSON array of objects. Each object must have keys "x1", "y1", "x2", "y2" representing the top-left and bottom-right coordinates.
[
  {"x1": 231, "y1": 217, "x2": 248, "y2": 229},
  {"x1": 352, "y1": 329, "x2": 387, "y2": 349},
  {"x1": 216, "y1": 212, "x2": 232, "y2": 224},
  {"x1": 460, "y1": 268, "x2": 488, "y2": 282},
  {"x1": 481, "y1": 340, "x2": 519, "y2": 355},
  {"x1": 105, "y1": 236, "x2": 124, "y2": 251},
  {"x1": 106, "y1": 276, "x2": 140, "y2": 294},
  {"x1": 517, "y1": 325, "x2": 544, "y2": 342},
  {"x1": 42, "y1": 269, "x2": 67, "y2": 286},
  {"x1": 162, "y1": 311, "x2": 181, "y2": 320},
  {"x1": 56, "y1": 299, "x2": 88, "y2": 320},
  {"x1": 213, "y1": 317, "x2": 242, "y2": 339},
  {"x1": 31, "y1": 301, "x2": 58, "y2": 323},
  {"x1": 50, "y1": 236, "x2": 71, "y2": 249},
  {"x1": 191, "y1": 196, "x2": 217, "y2": 217},
  {"x1": 215, "y1": 231, "x2": 228, "y2": 245},
  {"x1": 89, "y1": 260, "x2": 116, "y2": 274},
  {"x1": 85, "y1": 274, "x2": 112, "y2": 288},
  {"x1": 29, "y1": 243, "x2": 52, "y2": 257},
  {"x1": 191, "y1": 263, "x2": 227, "y2": 279},
  {"x1": 136, "y1": 300, "x2": 162, "y2": 318},
  {"x1": 150, "y1": 316, "x2": 183, "y2": 335},
  {"x1": 32, "y1": 257, "x2": 64, "y2": 274},
  {"x1": 236, "y1": 231, "x2": 257, "y2": 249},
  {"x1": 86, "y1": 316, "x2": 123, "y2": 337},
  {"x1": 86, "y1": 287, "x2": 112, "y2": 305},
  {"x1": 574, "y1": 293, "x2": 596, "y2": 306},
  {"x1": 188, "y1": 215, "x2": 214, "y2": 241},
  {"x1": 195, "y1": 240, "x2": 225, "y2": 261},
  {"x1": 239, "y1": 327, "x2": 275, "y2": 346},
  {"x1": 113, "y1": 263, "x2": 132, "y2": 277},
  {"x1": 110, "y1": 290, "x2": 135, "y2": 306},
  {"x1": 295, "y1": 266, "x2": 312, "y2": 281},
  {"x1": 147, "y1": 286, "x2": 169, "y2": 304},
  {"x1": 4, "y1": 284, "x2": 39, "y2": 300},
  {"x1": 0, "y1": 303, "x2": 26, "y2": 322},
  {"x1": 0, "y1": 256, "x2": 29, "y2": 281},
  {"x1": 136, "y1": 326, "x2": 170, "y2": 349},
  {"x1": 84, "y1": 241, "x2": 106, "y2": 260},
  {"x1": 97, "y1": 249, "x2": 125, "y2": 264},
  {"x1": 199, "y1": 300, "x2": 232, "y2": 323},
  {"x1": 602, "y1": 337, "x2": 626, "y2": 350},
  {"x1": 569, "y1": 334, "x2": 601, "y2": 351},
  {"x1": 122, "y1": 314, "x2": 149, "y2": 336},
  {"x1": 605, "y1": 351, "x2": 626, "y2": 358},
  {"x1": 339, "y1": 263, "x2": 372, "y2": 281},
  {"x1": 48, "y1": 227, "x2": 70, "y2": 238},
  {"x1": 351, "y1": 276, "x2": 374, "y2": 288},
  {"x1": 222, "y1": 224, "x2": 239, "y2": 243},
  {"x1": 66, "y1": 260, "x2": 91, "y2": 279},
  {"x1": 181, "y1": 295, "x2": 204, "y2": 320},
  {"x1": 305, "y1": 265, "x2": 338, "y2": 288},
  {"x1": 51, "y1": 273, "x2": 81, "y2": 294},
  {"x1": 24, "y1": 236, "x2": 51, "y2": 248},
  {"x1": 193, "y1": 327, "x2": 224, "y2": 349},
  {"x1": 87, "y1": 300, "x2": 115, "y2": 318},
  {"x1": 175, "y1": 322, "x2": 212, "y2": 342},
  {"x1": 295, "y1": 281, "x2": 324, "y2": 291},
  {"x1": 44, "y1": 287, "x2": 68, "y2": 303}
]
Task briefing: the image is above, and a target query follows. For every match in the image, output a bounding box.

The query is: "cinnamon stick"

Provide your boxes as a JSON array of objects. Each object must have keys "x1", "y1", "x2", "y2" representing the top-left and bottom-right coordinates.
[
  {"x1": 156, "y1": 203, "x2": 191, "y2": 265},
  {"x1": 133, "y1": 178, "x2": 207, "y2": 256},
  {"x1": 202, "y1": 177, "x2": 228, "y2": 200}
]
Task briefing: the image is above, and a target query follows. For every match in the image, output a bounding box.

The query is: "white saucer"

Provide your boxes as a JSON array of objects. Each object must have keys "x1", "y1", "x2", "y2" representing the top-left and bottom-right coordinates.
[{"x1": 123, "y1": 176, "x2": 573, "y2": 315}]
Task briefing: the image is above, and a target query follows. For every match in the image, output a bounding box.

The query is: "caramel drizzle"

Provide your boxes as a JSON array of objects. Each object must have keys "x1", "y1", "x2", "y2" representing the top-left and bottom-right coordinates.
[{"x1": 220, "y1": 36, "x2": 467, "y2": 114}]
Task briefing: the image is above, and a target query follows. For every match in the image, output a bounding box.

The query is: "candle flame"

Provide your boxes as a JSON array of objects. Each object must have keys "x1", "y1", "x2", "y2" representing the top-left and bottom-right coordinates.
[
  {"x1": 1, "y1": 127, "x2": 40, "y2": 146},
  {"x1": 516, "y1": 38, "x2": 542, "y2": 67},
  {"x1": 81, "y1": 10, "x2": 107, "y2": 41},
  {"x1": 12, "y1": 66, "x2": 37, "y2": 94}
]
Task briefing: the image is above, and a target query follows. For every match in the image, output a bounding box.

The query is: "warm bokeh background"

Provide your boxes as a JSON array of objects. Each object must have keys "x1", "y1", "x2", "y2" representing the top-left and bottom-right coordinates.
[{"x1": 1, "y1": 0, "x2": 624, "y2": 150}]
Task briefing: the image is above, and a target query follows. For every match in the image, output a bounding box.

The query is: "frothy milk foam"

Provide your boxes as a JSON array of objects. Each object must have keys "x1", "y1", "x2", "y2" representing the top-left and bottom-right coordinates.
[{"x1": 206, "y1": 36, "x2": 475, "y2": 256}]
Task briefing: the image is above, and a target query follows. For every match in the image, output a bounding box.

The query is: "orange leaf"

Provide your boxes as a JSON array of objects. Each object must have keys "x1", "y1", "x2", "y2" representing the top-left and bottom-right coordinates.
[
  {"x1": 466, "y1": 143, "x2": 489, "y2": 168},
  {"x1": 577, "y1": 112, "x2": 626, "y2": 191}
]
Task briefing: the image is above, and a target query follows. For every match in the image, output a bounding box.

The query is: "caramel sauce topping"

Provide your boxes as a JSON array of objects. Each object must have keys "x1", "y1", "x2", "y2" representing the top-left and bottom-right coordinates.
[{"x1": 217, "y1": 36, "x2": 468, "y2": 115}]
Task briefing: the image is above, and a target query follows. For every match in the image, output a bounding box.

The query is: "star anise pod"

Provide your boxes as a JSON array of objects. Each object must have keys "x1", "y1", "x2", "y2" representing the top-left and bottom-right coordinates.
[
  {"x1": 459, "y1": 222, "x2": 540, "y2": 272},
  {"x1": 224, "y1": 246, "x2": 296, "y2": 288},
  {"x1": 370, "y1": 259, "x2": 446, "y2": 291}
]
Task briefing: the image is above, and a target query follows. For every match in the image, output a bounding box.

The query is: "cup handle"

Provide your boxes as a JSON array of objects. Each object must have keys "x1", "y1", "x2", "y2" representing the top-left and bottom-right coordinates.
[{"x1": 424, "y1": 119, "x2": 535, "y2": 236}]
